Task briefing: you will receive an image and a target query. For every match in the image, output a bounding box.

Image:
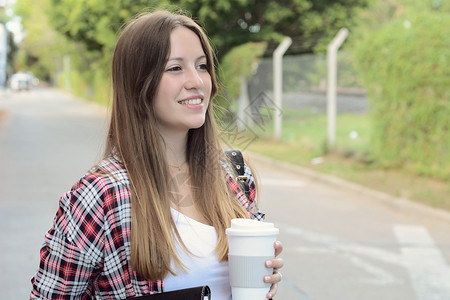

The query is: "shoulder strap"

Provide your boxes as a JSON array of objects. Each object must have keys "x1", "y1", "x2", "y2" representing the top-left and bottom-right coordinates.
[{"x1": 225, "y1": 150, "x2": 250, "y2": 200}]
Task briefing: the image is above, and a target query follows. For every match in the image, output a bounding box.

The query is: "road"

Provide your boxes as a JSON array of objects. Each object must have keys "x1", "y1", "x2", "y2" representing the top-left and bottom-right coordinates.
[
  {"x1": 1, "y1": 88, "x2": 450, "y2": 299},
  {"x1": 0, "y1": 88, "x2": 108, "y2": 299}
]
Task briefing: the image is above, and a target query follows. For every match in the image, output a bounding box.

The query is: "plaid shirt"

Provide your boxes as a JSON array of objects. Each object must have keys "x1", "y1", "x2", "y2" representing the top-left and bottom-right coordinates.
[{"x1": 30, "y1": 156, "x2": 262, "y2": 300}]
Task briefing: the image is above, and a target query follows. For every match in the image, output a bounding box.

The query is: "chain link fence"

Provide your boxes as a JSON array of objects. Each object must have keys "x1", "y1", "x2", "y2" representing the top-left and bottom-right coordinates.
[
  {"x1": 248, "y1": 51, "x2": 368, "y2": 115},
  {"x1": 222, "y1": 51, "x2": 371, "y2": 155}
]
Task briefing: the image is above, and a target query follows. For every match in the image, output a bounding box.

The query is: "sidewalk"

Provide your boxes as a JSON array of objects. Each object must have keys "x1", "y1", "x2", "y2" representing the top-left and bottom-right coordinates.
[{"x1": 249, "y1": 152, "x2": 450, "y2": 224}]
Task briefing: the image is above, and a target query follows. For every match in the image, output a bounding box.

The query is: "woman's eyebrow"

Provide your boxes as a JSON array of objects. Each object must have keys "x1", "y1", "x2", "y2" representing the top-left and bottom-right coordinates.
[{"x1": 167, "y1": 57, "x2": 183, "y2": 62}]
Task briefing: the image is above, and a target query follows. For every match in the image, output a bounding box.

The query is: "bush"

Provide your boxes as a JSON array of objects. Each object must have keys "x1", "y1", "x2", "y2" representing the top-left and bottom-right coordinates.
[
  {"x1": 352, "y1": 10, "x2": 450, "y2": 179},
  {"x1": 219, "y1": 42, "x2": 267, "y2": 99}
]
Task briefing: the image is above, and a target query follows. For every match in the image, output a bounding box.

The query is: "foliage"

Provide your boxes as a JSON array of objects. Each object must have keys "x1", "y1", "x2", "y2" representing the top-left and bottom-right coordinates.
[
  {"x1": 47, "y1": 0, "x2": 369, "y2": 58},
  {"x1": 14, "y1": 0, "x2": 369, "y2": 103},
  {"x1": 220, "y1": 42, "x2": 267, "y2": 100},
  {"x1": 14, "y1": 0, "x2": 66, "y2": 81},
  {"x1": 15, "y1": 0, "x2": 115, "y2": 101},
  {"x1": 47, "y1": 0, "x2": 174, "y2": 67},
  {"x1": 351, "y1": 0, "x2": 450, "y2": 179},
  {"x1": 170, "y1": 0, "x2": 369, "y2": 57},
  {"x1": 46, "y1": 0, "x2": 370, "y2": 61}
]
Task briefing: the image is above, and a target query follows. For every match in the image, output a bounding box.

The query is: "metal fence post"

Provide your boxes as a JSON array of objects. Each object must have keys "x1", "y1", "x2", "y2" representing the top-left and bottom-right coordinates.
[
  {"x1": 273, "y1": 37, "x2": 292, "y2": 140},
  {"x1": 327, "y1": 28, "x2": 349, "y2": 147},
  {"x1": 237, "y1": 75, "x2": 249, "y2": 130}
]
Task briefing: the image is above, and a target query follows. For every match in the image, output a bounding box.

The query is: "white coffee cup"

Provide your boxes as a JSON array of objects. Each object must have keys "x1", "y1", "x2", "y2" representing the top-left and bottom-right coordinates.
[{"x1": 226, "y1": 218, "x2": 279, "y2": 300}]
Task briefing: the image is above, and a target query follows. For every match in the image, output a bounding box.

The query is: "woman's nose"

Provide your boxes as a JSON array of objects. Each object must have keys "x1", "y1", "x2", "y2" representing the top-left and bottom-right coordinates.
[{"x1": 184, "y1": 68, "x2": 204, "y2": 89}]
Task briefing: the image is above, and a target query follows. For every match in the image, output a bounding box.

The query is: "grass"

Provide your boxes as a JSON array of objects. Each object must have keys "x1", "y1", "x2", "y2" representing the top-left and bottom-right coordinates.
[{"x1": 221, "y1": 108, "x2": 450, "y2": 212}]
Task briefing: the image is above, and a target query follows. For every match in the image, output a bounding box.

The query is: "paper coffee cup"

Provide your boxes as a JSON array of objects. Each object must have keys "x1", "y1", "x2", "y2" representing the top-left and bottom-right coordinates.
[{"x1": 226, "y1": 218, "x2": 279, "y2": 300}]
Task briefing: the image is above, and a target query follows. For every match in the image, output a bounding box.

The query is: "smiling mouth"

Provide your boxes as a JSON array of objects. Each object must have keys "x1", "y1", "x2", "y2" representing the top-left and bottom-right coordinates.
[{"x1": 178, "y1": 98, "x2": 203, "y2": 105}]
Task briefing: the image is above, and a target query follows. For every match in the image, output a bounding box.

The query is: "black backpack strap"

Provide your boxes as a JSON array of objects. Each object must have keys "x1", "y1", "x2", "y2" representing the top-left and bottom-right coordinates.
[{"x1": 225, "y1": 150, "x2": 250, "y2": 200}]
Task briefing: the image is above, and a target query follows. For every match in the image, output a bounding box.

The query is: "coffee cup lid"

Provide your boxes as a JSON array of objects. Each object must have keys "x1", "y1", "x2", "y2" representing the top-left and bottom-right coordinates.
[{"x1": 226, "y1": 218, "x2": 279, "y2": 236}]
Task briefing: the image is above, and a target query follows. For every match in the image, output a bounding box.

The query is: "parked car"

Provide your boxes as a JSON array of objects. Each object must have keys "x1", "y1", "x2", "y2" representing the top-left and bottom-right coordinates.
[{"x1": 9, "y1": 72, "x2": 35, "y2": 91}]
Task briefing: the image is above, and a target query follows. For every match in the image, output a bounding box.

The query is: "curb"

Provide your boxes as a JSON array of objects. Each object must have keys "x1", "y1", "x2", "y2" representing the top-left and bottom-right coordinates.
[
  {"x1": 248, "y1": 152, "x2": 450, "y2": 224},
  {"x1": 58, "y1": 89, "x2": 110, "y2": 116}
]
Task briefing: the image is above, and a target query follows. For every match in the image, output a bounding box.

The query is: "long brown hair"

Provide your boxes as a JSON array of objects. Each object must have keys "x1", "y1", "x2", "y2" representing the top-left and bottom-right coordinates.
[{"x1": 105, "y1": 10, "x2": 249, "y2": 280}]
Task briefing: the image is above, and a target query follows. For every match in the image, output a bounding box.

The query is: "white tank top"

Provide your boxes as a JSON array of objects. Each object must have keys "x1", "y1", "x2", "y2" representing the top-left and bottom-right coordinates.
[{"x1": 164, "y1": 208, "x2": 232, "y2": 300}]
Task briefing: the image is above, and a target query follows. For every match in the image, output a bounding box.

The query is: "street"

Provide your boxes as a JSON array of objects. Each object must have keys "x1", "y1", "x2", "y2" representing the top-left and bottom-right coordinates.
[
  {"x1": 0, "y1": 88, "x2": 108, "y2": 299},
  {"x1": 1, "y1": 88, "x2": 450, "y2": 299}
]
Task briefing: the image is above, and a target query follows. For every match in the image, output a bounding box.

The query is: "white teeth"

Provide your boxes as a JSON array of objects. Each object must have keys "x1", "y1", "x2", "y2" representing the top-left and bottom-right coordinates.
[{"x1": 179, "y1": 98, "x2": 202, "y2": 105}]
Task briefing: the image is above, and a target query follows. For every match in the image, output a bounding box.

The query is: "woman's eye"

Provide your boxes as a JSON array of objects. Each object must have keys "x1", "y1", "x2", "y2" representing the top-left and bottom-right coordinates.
[
  {"x1": 167, "y1": 66, "x2": 182, "y2": 72},
  {"x1": 197, "y1": 64, "x2": 208, "y2": 70}
]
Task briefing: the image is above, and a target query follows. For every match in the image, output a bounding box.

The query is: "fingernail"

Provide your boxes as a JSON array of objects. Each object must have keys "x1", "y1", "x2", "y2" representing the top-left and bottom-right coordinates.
[
  {"x1": 266, "y1": 260, "x2": 272, "y2": 267},
  {"x1": 265, "y1": 276, "x2": 271, "y2": 282},
  {"x1": 267, "y1": 292, "x2": 272, "y2": 298},
  {"x1": 275, "y1": 241, "x2": 280, "y2": 247}
]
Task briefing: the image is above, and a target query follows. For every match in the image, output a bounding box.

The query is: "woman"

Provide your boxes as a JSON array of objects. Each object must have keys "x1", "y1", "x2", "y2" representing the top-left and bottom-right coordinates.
[{"x1": 30, "y1": 10, "x2": 283, "y2": 299}]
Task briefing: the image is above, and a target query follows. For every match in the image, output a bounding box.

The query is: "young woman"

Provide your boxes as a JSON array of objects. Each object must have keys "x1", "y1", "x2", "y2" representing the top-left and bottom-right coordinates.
[{"x1": 30, "y1": 10, "x2": 283, "y2": 300}]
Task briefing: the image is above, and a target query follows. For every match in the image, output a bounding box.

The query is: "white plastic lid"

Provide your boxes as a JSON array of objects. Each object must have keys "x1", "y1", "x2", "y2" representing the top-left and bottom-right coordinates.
[{"x1": 225, "y1": 218, "x2": 279, "y2": 236}]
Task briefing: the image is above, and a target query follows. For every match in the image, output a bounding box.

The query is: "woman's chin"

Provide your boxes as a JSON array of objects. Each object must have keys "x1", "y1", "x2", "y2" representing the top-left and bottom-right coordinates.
[{"x1": 187, "y1": 119, "x2": 206, "y2": 130}]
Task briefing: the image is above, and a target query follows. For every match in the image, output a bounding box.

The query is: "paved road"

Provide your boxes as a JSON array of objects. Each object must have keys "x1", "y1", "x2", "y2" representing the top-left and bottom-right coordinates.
[
  {"x1": 1, "y1": 88, "x2": 450, "y2": 299},
  {"x1": 257, "y1": 161, "x2": 450, "y2": 299},
  {"x1": 0, "y1": 88, "x2": 108, "y2": 299}
]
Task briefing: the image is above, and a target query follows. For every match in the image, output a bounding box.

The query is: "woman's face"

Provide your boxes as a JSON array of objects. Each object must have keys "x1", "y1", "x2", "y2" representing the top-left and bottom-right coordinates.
[{"x1": 153, "y1": 26, "x2": 212, "y2": 137}]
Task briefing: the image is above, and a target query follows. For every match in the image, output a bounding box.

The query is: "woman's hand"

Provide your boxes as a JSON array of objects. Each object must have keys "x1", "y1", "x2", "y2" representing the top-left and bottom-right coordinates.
[{"x1": 264, "y1": 241, "x2": 284, "y2": 299}]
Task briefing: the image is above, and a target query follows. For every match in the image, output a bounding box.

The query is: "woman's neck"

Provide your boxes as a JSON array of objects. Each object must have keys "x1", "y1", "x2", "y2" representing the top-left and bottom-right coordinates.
[{"x1": 161, "y1": 129, "x2": 188, "y2": 167}]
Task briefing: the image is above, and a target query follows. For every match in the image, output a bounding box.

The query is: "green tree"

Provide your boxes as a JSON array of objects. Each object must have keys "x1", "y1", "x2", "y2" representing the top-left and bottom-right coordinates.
[
  {"x1": 351, "y1": 0, "x2": 450, "y2": 179},
  {"x1": 173, "y1": 0, "x2": 369, "y2": 57},
  {"x1": 48, "y1": 0, "x2": 369, "y2": 60},
  {"x1": 14, "y1": 0, "x2": 66, "y2": 81},
  {"x1": 17, "y1": 0, "x2": 370, "y2": 103},
  {"x1": 49, "y1": 0, "x2": 161, "y2": 51},
  {"x1": 16, "y1": 0, "x2": 113, "y2": 102},
  {"x1": 220, "y1": 42, "x2": 267, "y2": 100}
]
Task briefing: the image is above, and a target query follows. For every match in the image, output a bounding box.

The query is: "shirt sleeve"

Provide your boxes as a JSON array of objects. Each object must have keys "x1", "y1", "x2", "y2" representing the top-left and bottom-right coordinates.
[{"x1": 30, "y1": 175, "x2": 106, "y2": 299}]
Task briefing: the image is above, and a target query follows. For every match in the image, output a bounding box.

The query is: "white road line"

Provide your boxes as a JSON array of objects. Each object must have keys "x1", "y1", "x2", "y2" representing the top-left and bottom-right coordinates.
[
  {"x1": 260, "y1": 178, "x2": 306, "y2": 187},
  {"x1": 394, "y1": 224, "x2": 450, "y2": 300},
  {"x1": 283, "y1": 224, "x2": 403, "y2": 285},
  {"x1": 285, "y1": 224, "x2": 401, "y2": 265},
  {"x1": 281, "y1": 222, "x2": 450, "y2": 298}
]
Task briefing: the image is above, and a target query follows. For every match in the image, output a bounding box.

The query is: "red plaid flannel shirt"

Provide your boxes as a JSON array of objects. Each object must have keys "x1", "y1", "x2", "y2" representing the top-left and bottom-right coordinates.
[{"x1": 30, "y1": 156, "x2": 262, "y2": 299}]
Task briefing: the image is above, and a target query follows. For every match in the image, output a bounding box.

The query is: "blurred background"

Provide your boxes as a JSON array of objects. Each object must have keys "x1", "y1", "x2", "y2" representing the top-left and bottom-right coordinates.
[
  {"x1": 0, "y1": 0, "x2": 449, "y2": 299},
  {"x1": 1, "y1": 0, "x2": 448, "y2": 203}
]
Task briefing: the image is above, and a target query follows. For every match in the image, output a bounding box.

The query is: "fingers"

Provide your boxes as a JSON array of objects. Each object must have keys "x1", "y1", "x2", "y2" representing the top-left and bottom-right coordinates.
[
  {"x1": 274, "y1": 241, "x2": 283, "y2": 257},
  {"x1": 265, "y1": 240, "x2": 284, "y2": 269},
  {"x1": 264, "y1": 271, "x2": 282, "y2": 299},
  {"x1": 264, "y1": 271, "x2": 282, "y2": 283},
  {"x1": 265, "y1": 257, "x2": 284, "y2": 269},
  {"x1": 266, "y1": 282, "x2": 278, "y2": 299},
  {"x1": 264, "y1": 270, "x2": 283, "y2": 284},
  {"x1": 264, "y1": 241, "x2": 284, "y2": 298}
]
